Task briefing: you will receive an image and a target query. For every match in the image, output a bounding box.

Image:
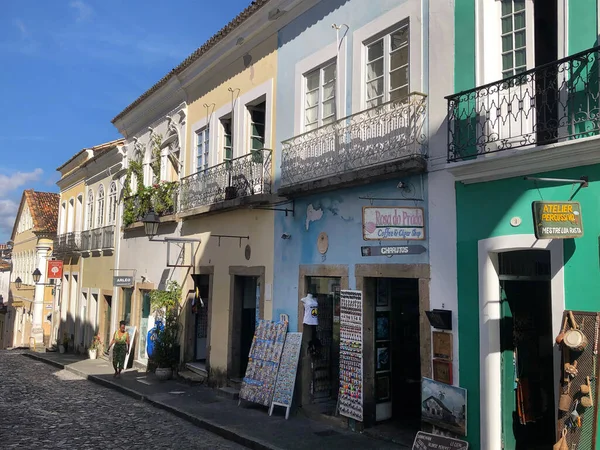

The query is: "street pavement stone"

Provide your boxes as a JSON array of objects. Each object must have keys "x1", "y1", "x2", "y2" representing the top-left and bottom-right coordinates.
[{"x1": 0, "y1": 351, "x2": 247, "y2": 449}]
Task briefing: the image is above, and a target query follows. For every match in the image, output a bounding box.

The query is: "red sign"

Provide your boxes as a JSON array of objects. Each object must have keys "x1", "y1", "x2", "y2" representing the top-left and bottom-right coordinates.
[{"x1": 47, "y1": 260, "x2": 63, "y2": 279}]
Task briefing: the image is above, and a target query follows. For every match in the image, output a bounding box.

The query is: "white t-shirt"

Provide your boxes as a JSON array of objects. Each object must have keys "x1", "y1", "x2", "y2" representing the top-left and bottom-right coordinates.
[{"x1": 301, "y1": 294, "x2": 319, "y2": 325}]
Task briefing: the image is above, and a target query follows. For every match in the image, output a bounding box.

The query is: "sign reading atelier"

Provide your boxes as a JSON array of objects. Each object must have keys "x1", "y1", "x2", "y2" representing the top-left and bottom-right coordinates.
[
  {"x1": 338, "y1": 290, "x2": 363, "y2": 422},
  {"x1": 113, "y1": 276, "x2": 134, "y2": 287},
  {"x1": 532, "y1": 201, "x2": 583, "y2": 239},
  {"x1": 362, "y1": 207, "x2": 426, "y2": 241},
  {"x1": 412, "y1": 431, "x2": 469, "y2": 450}
]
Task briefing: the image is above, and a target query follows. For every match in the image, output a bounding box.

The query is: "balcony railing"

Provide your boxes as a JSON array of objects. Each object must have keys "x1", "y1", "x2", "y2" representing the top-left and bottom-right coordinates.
[
  {"x1": 280, "y1": 93, "x2": 427, "y2": 188},
  {"x1": 447, "y1": 45, "x2": 600, "y2": 162},
  {"x1": 53, "y1": 232, "x2": 82, "y2": 254},
  {"x1": 81, "y1": 226, "x2": 115, "y2": 252},
  {"x1": 179, "y1": 149, "x2": 272, "y2": 211}
]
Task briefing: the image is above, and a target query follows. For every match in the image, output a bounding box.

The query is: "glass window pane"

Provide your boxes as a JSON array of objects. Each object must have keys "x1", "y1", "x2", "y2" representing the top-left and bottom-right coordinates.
[
  {"x1": 251, "y1": 137, "x2": 264, "y2": 150},
  {"x1": 502, "y1": 35, "x2": 513, "y2": 52},
  {"x1": 501, "y1": 17, "x2": 513, "y2": 34},
  {"x1": 390, "y1": 27, "x2": 408, "y2": 51},
  {"x1": 323, "y1": 82, "x2": 335, "y2": 100},
  {"x1": 390, "y1": 67, "x2": 409, "y2": 90},
  {"x1": 515, "y1": 48, "x2": 526, "y2": 67},
  {"x1": 367, "y1": 98, "x2": 382, "y2": 109},
  {"x1": 501, "y1": 0, "x2": 512, "y2": 15},
  {"x1": 322, "y1": 98, "x2": 335, "y2": 118},
  {"x1": 515, "y1": 66, "x2": 526, "y2": 75},
  {"x1": 514, "y1": 0, "x2": 525, "y2": 12},
  {"x1": 367, "y1": 40, "x2": 384, "y2": 62},
  {"x1": 323, "y1": 64, "x2": 336, "y2": 83},
  {"x1": 390, "y1": 46, "x2": 409, "y2": 71},
  {"x1": 502, "y1": 53, "x2": 514, "y2": 71},
  {"x1": 366, "y1": 78, "x2": 383, "y2": 101},
  {"x1": 251, "y1": 123, "x2": 265, "y2": 137},
  {"x1": 305, "y1": 106, "x2": 318, "y2": 125},
  {"x1": 205, "y1": 129, "x2": 209, "y2": 141},
  {"x1": 367, "y1": 59, "x2": 384, "y2": 81},
  {"x1": 251, "y1": 110, "x2": 265, "y2": 124},
  {"x1": 305, "y1": 90, "x2": 319, "y2": 108},
  {"x1": 322, "y1": 116, "x2": 335, "y2": 126},
  {"x1": 514, "y1": 30, "x2": 526, "y2": 49},
  {"x1": 390, "y1": 86, "x2": 409, "y2": 103},
  {"x1": 305, "y1": 122, "x2": 318, "y2": 132},
  {"x1": 306, "y1": 71, "x2": 320, "y2": 91},
  {"x1": 514, "y1": 11, "x2": 525, "y2": 30}
]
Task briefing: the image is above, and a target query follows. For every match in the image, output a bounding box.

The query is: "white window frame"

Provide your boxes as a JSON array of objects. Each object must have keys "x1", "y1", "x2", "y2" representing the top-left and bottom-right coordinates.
[
  {"x1": 96, "y1": 184, "x2": 105, "y2": 228},
  {"x1": 108, "y1": 182, "x2": 117, "y2": 225},
  {"x1": 195, "y1": 127, "x2": 210, "y2": 173},
  {"x1": 86, "y1": 189, "x2": 94, "y2": 230},
  {"x1": 302, "y1": 60, "x2": 337, "y2": 131},
  {"x1": 294, "y1": 42, "x2": 347, "y2": 136},
  {"x1": 352, "y1": 1, "x2": 422, "y2": 114}
]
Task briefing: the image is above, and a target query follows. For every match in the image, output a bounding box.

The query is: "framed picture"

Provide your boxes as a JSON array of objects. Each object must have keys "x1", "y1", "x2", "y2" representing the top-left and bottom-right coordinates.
[
  {"x1": 376, "y1": 278, "x2": 389, "y2": 307},
  {"x1": 376, "y1": 312, "x2": 390, "y2": 340},
  {"x1": 421, "y1": 377, "x2": 467, "y2": 436},
  {"x1": 376, "y1": 344, "x2": 390, "y2": 371},
  {"x1": 432, "y1": 359, "x2": 453, "y2": 385},
  {"x1": 376, "y1": 375, "x2": 391, "y2": 402},
  {"x1": 432, "y1": 331, "x2": 453, "y2": 360}
]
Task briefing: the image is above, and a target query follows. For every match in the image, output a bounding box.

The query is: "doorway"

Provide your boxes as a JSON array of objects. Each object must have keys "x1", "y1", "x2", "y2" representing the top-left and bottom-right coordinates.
[
  {"x1": 102, "y1": 295, "x2": 112, "y2": 355},
  {"x1": 138, "y1": 291, "x2": 152, "y2": 363},
  {"x1": 231, "y1": 275, "x2": 259, "y2": 378},
  {"x1": 373, "y1": 278, "x2": 421, "y2": 432},
  {"x1": 499, "y1": 250, "x2": 555, "y2": 450},
  {"x1": 194, "y1": 275, "x2": 210, "y2": 361}
]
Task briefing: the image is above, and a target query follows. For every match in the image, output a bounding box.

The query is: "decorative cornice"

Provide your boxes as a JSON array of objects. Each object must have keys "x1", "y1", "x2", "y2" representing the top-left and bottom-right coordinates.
[{"x1": 447, "y1": 135, "x2": 600, "y2": 184}]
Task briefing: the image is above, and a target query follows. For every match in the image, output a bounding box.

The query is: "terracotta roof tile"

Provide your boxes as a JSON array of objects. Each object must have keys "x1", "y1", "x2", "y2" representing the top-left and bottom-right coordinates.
[
  {"x1": 24, "y1": 190, "x2": 60, "y2": 234},
  {"x1": 112, "y1": 0, "x2": 271, "y2": 123}
]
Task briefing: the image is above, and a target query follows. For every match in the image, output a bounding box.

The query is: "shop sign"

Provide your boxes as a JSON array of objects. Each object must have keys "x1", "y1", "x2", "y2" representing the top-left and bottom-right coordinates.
[
  {"x1": 113, "y1": 276, "x2": 134, "y2": 287},
  {"x1": 361, "y1": 245, "x2": 426, "y2": 256},
  {"x1": 532, "y1": 201, "x2": 583, "y2": 239},
  {"x1": 363, "y1": 207, "x2": 425, "y2": 241},
  {"x1": 412, "y1": 431, "x2": 468, "y2": 450},
  {"x1": 47, "y1": 260, "x2": 63, "y2": 279}
]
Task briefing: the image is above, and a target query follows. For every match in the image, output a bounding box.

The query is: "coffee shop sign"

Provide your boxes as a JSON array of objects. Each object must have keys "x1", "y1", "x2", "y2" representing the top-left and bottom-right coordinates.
[{"x1": 362, "y1": 207, "x2": 425, "y2": 241}]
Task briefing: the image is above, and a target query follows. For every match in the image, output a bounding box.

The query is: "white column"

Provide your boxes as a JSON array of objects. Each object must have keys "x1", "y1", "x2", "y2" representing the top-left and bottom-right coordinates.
[{"x1": 31, "y1": 245, "x2": 50, "y2": 349}]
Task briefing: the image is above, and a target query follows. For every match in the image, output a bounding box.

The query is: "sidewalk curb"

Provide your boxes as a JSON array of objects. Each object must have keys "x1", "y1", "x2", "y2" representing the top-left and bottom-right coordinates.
[{"x1": 24, "y1": 353, "x2": 282, "y2": 450}]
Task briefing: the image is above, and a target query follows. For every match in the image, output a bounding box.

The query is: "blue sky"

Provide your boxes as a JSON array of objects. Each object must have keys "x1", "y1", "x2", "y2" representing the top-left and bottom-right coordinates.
[{"x1": 0, "y1": 0, "x2": 253, "y2": 241}]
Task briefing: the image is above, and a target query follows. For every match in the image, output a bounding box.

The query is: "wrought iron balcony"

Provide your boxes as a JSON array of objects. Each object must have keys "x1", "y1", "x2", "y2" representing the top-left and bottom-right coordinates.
[
  {"x1": 179, "y1": 149, "x2": 272, "y2": 212},
  {"x1": 81, "y1": 226, "x2": 115, "y2": 252},
  {"x1": 447, "y1": 45, "x2": 600, "y2": 162},
  {"x1": 53, "y1": 232, "x2": 82, "y2": 254},
  {"x1": 279, "y1": 93, "x2": 427, "y2": 191},
  {"x1": 122, "y1": 184, "x2": 178, "y2": 227}
]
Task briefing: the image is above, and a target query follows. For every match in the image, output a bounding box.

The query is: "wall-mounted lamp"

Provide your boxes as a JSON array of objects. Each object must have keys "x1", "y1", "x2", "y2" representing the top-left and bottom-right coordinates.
[
  {"x1": 32, "y1": 268, "x2": 42, "y2": 284},
  {"x1": 15, "y1": 277, "x2": 22, "y2": 290},
  {"x1": 281, "y1": 233, "x2": 291, "y2": 240},
  {"x1": 142, "y1": 210, "x2": 161, "y2": 239}
]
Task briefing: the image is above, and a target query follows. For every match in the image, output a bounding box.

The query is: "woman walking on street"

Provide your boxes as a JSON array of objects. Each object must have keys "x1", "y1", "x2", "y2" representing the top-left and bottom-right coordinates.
[{"x1": 108, "y1": 320, "x2": 130, "y2": 378}]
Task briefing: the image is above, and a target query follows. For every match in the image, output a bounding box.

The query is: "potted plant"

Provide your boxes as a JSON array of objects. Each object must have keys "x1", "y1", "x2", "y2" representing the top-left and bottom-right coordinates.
[
  {"x1": 149, "y1": 281, "x2": 182, "y2": 381},
  {"x1": 59, "y1": 333, "x2": 69, "y2": 354},
  {"x1": 88, "y1": 335, "x2": 102, "y2": 360}
]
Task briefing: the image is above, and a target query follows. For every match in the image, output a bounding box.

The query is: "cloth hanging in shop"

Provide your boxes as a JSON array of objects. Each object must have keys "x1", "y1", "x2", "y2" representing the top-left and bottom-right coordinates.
[{"x1": 301, "y1": 293, "x2": 319, "y2": 326}]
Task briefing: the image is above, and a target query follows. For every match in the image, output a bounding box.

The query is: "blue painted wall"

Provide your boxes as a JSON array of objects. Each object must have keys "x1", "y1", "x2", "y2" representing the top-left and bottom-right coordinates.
[{"x1": 273, "y1": 177, "x2": 429, "y2": 330}]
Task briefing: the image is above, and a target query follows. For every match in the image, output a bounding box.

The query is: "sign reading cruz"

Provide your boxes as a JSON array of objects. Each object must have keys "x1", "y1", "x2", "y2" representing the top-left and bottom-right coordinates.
[{"x1": 532, "y1": 201, "x2": 583, "y2": 239}]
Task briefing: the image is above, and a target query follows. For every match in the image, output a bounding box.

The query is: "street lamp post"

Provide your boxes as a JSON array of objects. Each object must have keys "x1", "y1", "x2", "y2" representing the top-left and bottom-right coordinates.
[{"x1": 15, "y1": 277, "x2": 22, "y2": 290}]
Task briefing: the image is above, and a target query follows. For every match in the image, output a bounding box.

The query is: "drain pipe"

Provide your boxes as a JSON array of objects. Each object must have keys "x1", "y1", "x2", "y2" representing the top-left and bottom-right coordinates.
[{"x1": 332, "y1": 24, "x2": 349, "y2": 119}]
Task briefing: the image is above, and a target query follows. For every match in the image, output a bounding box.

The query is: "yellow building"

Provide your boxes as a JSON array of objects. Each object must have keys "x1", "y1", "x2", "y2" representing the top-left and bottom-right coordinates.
[
  {"x1": 7, "y1": 190, "x2": 59, "y2": 350},
  {"x1": 110, "y1": 1, "x2": 308, "y2": 379},
  {"x1": 54, "y1": 139, "x2": 125, "y2": 353}
]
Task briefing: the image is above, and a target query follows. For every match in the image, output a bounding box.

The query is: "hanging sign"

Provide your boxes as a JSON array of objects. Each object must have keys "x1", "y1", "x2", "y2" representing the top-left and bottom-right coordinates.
[
  {"x1": 113, "y1": 276, "x2": 134, "y2": 287},
  {"x1": 361, "y1": 245, "x2": 426, "y2": 256},
  {"x1": 270, "y1": 332, "x2": 303, "y2": 420},
  {"x1": 412, "y1": 431, "x2": 469, "y2": 450},
  {"x1": 47, "y1": 260, "x2": 63, "y2": 279},
  {"x1": 362, "y1": 206, "x2": 425, "y2": 241},
  {"x1": 338, "y1": 289, "x2": 363, "y2": 422},
  {"x1": 532, "y1": 201, "x2": 583, "y2": 239}
]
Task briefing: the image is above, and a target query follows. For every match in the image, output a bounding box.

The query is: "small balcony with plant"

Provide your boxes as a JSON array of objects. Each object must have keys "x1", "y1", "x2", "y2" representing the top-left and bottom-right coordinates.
[
  {"x1": 446, "y1": 45, "x2": 600, "y2": 163},
  {"x1": 178, "y1": 148, "x2": 272, "y2": 217},
  {"x1": 279, "y1": 92, "x2": 427, "y2": 196}
]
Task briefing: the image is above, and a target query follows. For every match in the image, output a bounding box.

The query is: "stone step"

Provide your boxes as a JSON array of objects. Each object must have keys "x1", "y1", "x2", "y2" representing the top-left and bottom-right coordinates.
[
  {"x1": 178, "y1": 370, "x2": 207, "y2": 385},
  {"x1": 185, "y1": 362, "x2": 208, "y2": 378},
  {"x1": 227, "y1": 377, "x2": 243, "y2": 389},
  {"x1": 216, "y1": 386, "x2": 240, "y2": 400}
]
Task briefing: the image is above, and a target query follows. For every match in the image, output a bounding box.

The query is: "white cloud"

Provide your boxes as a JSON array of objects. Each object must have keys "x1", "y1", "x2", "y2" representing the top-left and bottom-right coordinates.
[
  {"x1": 0, "y1": 169, "x2": 43, "y2": 241},
  {"x1": 0, "y1": 169, "x2": 43, "y2": 193},
  {"x1": 70, "y1": 1, "x2": 93, "y2": 23},
  {"x1": 0, "y1": 199, "x2": 19, "y2": 238}
]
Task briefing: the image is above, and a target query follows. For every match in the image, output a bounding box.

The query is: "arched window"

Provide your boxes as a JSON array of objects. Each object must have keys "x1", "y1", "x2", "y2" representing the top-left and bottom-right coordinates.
[
  {"x1": 87, "y1": 189, "x2": 94, "y2": 230},
  {"x1": 108, "y1": 182, "x2": 118, "y2": 225},
  {"x1": 96, "y1": 185, "x2": 105, "y2": 227}
]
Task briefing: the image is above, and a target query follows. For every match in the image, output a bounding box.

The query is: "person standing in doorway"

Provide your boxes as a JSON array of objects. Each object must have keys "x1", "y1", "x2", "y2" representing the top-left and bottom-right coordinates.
[{"x1": 108, "y1": 321, "x2": 130, "y2": 378}]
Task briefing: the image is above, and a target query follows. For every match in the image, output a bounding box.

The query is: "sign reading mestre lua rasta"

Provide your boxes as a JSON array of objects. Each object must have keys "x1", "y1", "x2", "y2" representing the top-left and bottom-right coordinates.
[{"x1": 532, "y1": 201, "x2": 583, "y2": 239}]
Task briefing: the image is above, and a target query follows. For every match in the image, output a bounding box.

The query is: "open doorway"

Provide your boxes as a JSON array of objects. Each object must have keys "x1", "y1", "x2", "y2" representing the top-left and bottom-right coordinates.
[
  {"x1": 194, "y1": 274, "x2": 210, "y2": 362},
  {"x1": 372, "y1": 277, "x2": 421, "y2": 440},
  {"x1": 101, "y1": 295, "x2": 112, "y2": 355},
  {"x1": 230, "y1": 275, "x2": 258, "y2": 379},
  {"x1": 499, "y1": 250, "x2": 554, "y2": 450}
]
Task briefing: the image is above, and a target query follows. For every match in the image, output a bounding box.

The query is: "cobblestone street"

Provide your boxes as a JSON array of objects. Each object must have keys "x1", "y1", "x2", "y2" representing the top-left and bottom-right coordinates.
[{"x1": 0, "y1": 351, "x2": 247, "y2": 449}]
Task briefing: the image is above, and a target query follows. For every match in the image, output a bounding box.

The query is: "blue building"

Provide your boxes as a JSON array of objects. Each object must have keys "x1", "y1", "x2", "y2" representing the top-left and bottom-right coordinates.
[{"x1": 272, "y1": 0, "x2": 452, "y2": 438}]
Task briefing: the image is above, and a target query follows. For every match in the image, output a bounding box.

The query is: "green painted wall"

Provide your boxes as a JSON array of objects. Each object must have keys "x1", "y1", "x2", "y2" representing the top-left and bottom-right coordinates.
[
  {"x1": 569, "y1": 0, "x2": 598, "y2": 54},
  {"x1": 454, "y1": 0, "x2": 475, "y2": 92},
  {"x1": 456, "y1": 164, "x2": 600, "y2": 449}
]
